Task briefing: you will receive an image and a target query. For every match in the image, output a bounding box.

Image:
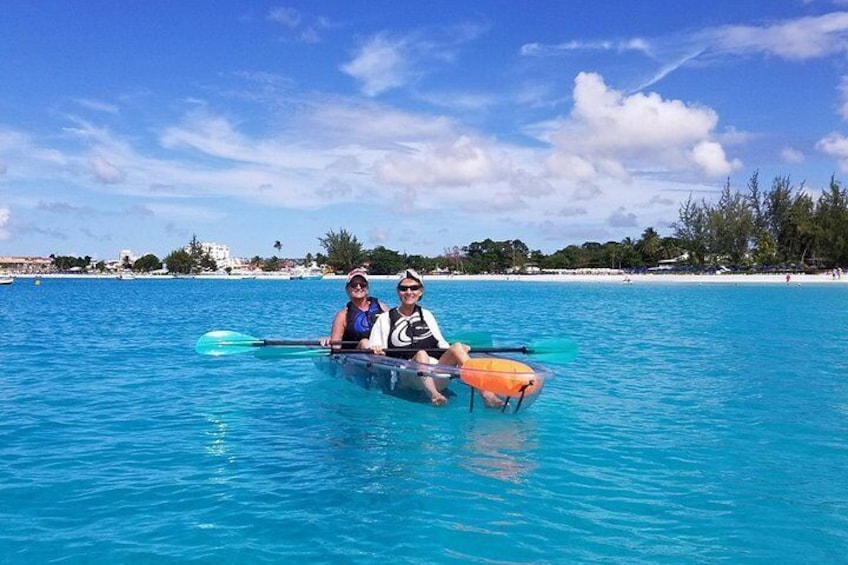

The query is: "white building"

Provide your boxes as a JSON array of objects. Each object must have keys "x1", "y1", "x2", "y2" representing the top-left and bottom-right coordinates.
[
  {"x1": 118, "y1": 249, "x2": 135, "y2": 265},
  {"x1": 185, "y1": 241, "x2": 233, "y2": 269}
]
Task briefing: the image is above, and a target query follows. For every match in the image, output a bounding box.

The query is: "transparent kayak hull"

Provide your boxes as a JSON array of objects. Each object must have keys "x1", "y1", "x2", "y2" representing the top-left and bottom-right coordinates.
[{"x1": 313, "y1": 352, "x2": 552, "y2": 413}]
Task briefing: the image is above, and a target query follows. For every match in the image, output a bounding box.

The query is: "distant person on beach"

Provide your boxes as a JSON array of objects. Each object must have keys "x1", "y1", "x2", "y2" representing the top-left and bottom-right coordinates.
[
  {"x1": 368, "y1": 268, "x2": 501, "y2": 408},
  {"x1": 320, "y1": 269, "x2": 388, "y2": 350},
  {"x1": 786, "y1": 273, "x2": 791, "y2": 284}
]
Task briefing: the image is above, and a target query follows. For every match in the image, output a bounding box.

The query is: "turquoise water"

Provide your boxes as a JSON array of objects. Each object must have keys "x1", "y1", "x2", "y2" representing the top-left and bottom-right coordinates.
[{"x1": 2, "y1": 278, "x2": 847, "y2": 563}]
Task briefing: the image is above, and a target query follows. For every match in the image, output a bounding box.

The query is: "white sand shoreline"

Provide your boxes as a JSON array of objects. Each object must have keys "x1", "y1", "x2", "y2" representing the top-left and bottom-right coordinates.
[
  {"x1": 320, "y1": 272, "x2": 848, "y2": 285},
  {"x1": 6, "y1": 272, "x2": 846, "y2": 285}
]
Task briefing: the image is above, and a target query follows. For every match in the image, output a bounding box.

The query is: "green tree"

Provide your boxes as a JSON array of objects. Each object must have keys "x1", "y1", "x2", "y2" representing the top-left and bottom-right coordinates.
[
  {"x1": 815, "y1": 176, "x2": 848, "y2": 266},
  {"x1": 164, "y1": 249, "x2": 193, "y2": 274},
  {"x1": 674, "y1": 195, "x2": 710, "y2": 265},
  {"x1": 133, "y1": 254, "x2": 162, "y2": 272},
  {"x1": 368, "y1": 246, "x2": 405, "y2": 275},
  {"x1": 164, "y1": 234, "x2": 216, "y2": 274},
  {"x1": 636, "y1": 227, "x2": 662, "y2": 266},
  {"x1": 318, "y1": 228, "x2": 364, "y2": 272},
  {"x1": 710, "y1": 181, "x2": 754, "y2": 264}
]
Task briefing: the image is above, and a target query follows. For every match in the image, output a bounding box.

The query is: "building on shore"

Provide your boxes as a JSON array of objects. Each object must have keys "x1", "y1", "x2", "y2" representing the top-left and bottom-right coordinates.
[
  {"x1": 0, "y1": 256, "x2": 53, "y2": 273},
  {"x1": 184, "y1": 241, "x2": 236, "y2": 270}
]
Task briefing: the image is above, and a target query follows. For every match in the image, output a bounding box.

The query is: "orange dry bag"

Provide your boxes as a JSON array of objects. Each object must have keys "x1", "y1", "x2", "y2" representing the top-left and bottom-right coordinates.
[{"x1": 459, "y1": 358, "x2": 538, "y2": 397}]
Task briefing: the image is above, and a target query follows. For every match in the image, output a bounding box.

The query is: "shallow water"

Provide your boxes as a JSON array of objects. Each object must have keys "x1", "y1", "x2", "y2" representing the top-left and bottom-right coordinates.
[{"x1": 2, "y1": 278, "x2": 847, "y2": 563}]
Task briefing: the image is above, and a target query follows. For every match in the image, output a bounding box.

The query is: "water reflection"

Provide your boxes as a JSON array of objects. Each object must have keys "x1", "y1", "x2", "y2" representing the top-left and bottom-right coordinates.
[{"x1": 456, "y1": 417, "x2": 539, "y2": 483}]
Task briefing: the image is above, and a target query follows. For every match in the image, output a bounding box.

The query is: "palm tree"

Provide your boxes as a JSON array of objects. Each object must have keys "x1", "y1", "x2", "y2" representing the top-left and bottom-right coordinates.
[
  {"x1": 636, "y1": 227, "x2": 662, "y2": 266},
  {"x1": 273, "y1": 240, "x2": 282, "y2": 254}
]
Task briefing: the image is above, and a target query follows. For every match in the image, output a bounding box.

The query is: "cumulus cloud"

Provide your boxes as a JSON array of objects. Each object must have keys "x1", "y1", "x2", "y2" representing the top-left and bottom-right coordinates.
[
  {"x1": 608, "y1": 207, "x2": 639, "y2": 227},
  {"x1": 816, "y1": 131, "x2": 848, "y2": 171},
  {"x1": 375, "y1": 135, "x2": 508, "y2": 188},
  {"x1": 546, "y1": 72, "x2": 740, "y2": 180}
]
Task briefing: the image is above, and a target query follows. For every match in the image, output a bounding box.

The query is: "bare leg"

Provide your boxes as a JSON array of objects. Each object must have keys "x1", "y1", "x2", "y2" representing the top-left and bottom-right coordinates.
[
  {"x1": 439, "y1": 344, "x2": 503, "y2": 408},
  {"x1": 411, "y1": 350, "x2": 447, "y2": 405}
]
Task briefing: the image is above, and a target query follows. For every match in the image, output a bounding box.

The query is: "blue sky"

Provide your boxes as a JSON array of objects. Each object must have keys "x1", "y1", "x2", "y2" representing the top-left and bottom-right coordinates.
[{"x1": 3, "y1": 1, "x2": 848, "y2": 260}]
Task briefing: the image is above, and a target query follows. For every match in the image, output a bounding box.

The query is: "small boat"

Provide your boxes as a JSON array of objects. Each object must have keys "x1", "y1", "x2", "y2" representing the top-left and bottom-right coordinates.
[
  {"x1": 290, "y1": 265, "x2": 325, "y2": 280},
  {"x1": 117, "y1": 271, "x2": 135, "y2": 280},
  {"x1": 313, "y1": 352, "x2": 550, "y2": 413},
  {"x1": 0, "y1": 276, "x2": 13, "y2": 285}
]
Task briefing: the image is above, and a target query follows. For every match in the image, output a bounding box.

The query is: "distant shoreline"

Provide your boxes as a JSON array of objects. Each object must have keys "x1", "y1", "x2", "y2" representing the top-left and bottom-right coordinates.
[{"x1": 7, "y1": 272, "x2": 846, "y2": 285}]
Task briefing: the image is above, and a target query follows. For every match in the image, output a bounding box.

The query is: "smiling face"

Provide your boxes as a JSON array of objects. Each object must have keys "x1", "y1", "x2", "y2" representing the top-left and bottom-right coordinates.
[
  {"x1": 346, "y1": 276, "x2": 369, "y2": 298},
  {"x1": 396, "y1": 277, "x2": 422, "y2": 307}
]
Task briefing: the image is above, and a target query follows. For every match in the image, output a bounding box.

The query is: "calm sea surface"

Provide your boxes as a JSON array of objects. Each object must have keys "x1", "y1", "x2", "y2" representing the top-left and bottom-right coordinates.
[{"x1": 2, "y1": 278, "x2": 847, "y2": 564}]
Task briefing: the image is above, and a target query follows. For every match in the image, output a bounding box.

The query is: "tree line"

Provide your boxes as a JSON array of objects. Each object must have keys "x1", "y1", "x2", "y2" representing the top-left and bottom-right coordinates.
[{"x1": 47, "y1": 172, "x2": 848, "y2": 275}]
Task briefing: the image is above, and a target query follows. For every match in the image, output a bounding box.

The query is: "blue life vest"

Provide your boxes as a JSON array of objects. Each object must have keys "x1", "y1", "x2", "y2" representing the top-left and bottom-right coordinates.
[{"x1": 342, "y1": 297, "x2": 382, "y2": 347}]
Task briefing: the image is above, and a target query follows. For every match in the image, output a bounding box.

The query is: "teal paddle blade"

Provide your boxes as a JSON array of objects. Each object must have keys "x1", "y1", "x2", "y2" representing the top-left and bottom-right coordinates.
[
  {"x1": 451, "y1": 331, "x2": 493, "y2": 348},
  {"x1": 195, "y1": 330, "x2": 262, "y2": 356},
  {"x1": 527, "y1": 338, "x2": 578, "y2": 365}
]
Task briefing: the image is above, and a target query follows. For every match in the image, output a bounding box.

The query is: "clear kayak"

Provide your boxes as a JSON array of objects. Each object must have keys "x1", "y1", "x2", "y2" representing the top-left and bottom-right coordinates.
[{"x1": 313, "y1": 352, "x2": 552, "y2": 413}]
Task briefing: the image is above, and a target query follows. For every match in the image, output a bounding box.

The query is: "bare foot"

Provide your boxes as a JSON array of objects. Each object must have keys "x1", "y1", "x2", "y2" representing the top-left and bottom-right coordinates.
[
  {"x1": 429, "y1": 391, "x2": 448, "y2": 406},
  {"x1": 480, "y1": 390, "x2": 503, "y2": 408}
]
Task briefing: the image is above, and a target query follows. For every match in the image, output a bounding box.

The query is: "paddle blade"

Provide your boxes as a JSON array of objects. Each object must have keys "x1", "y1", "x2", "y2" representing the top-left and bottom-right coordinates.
[
  {"x1": 451, "y1": 331, "x2": 493, "y2": 348},
  {"x1": 526, "y1": 338, "x2": 579, "y2": 365},
  {"x1": 195, "y1": 330, "x2": 262, "y2": 356}
]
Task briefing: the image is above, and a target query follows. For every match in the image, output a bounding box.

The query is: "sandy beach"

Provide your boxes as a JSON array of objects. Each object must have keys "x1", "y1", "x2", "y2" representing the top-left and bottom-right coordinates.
[
  {"x1": 6, "y1": 271, "x2": 846, "y2": 285},
  {"x1": 325, "y1": 272, "x2": 848, "y2": 285}
]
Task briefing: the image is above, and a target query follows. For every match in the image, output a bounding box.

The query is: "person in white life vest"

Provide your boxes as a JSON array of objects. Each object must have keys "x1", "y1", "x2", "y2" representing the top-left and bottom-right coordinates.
[{"x1": 369, "y1": 269, "x2": 501, "y2": 407}]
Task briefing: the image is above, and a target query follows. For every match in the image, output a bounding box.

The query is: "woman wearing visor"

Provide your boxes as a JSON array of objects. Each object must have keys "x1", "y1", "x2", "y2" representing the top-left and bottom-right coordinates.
[{"x1": 369, "y1": 269, "x2": 501, "y2": 407}]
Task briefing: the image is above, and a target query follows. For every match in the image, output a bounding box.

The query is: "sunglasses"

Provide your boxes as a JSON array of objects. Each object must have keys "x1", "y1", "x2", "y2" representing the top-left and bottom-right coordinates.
[
  {"x1": 397, "y1": 284, "x2": 421, "y2": 292},
  {"x1": 347, "y1": 282, "x2": 368, "y2": 289}
]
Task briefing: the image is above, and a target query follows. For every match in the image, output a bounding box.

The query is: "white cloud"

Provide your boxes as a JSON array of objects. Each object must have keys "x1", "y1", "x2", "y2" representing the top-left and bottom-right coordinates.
[
  {"x1": 547, "y1": 72, "x2": 740, "y2": 179},
  {"x1": 520, "y1": 38, "x2": 652, "y2": 57},
  {"x1": 781, "y1": 147, "x2": 806, "y2": 164},
  {"x1": 609, "y1": 207, "x2": 639, "y2": 228},
  {"x1": 74, "y1": 98, "x2": 119, "y2": 114},
  {"x1": 341, "y1": 25, "x2": 487, "y2": 96},
  {"x1": 706, "y1": 11, "x2": 848, "y2": 61},
  {"x1": 267, "y1": 7, "x2": 301, "y2": 28},
  {"x1": 522, "y1": 12, "x2": 848, "y2": 91},
  {"x1": 816, "y1": 131, "x2": 848, "y2": 171},
  {"x1": 341, "y1": 34, "x2": 410, "y2": 96},
  {"x1": 89, "y1": 155, "x2": 125, "y2": 184},
  {"x1": 0, "y1": 206, "x2": 9, "y2": 240},
  {"x1": 374, "y1": 135, "x2": 508, "y2": 188}
]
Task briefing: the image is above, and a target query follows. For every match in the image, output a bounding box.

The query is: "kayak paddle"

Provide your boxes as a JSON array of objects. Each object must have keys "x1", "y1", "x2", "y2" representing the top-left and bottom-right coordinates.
[{"x1": 195, "y1": 330, "x2": 576, "y2": 364}]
